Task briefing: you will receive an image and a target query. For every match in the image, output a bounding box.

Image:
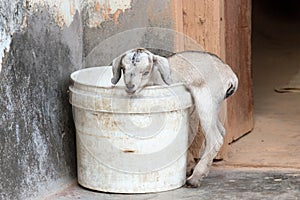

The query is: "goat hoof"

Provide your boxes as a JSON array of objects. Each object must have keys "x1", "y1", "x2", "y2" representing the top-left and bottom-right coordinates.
[{"x1": 185, "y1": 176, "x2": 202, "y2": 188}]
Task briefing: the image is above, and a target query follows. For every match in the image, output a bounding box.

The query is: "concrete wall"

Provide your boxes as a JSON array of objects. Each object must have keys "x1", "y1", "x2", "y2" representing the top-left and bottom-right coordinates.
[
  {"x1": 0, "y1": 1, "x2": 175, "y2": 199},
  {"x1": 0, "y1": 1, "x2": 82, "y2": 199}
]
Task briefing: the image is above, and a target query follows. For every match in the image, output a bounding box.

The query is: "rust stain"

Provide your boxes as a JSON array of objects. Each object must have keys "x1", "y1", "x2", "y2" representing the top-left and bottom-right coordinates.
[
  {"x1": 94, "y1": 2, "x2": 101, "y2": 12},
  {"x1": 113, "y1": 9, "x2": 123, "y2": 24},
  {"x1": 91, "y1": 1, "x2": 127, "y2": 25},
  {"x1": 101, "y1": 3, "x2": 112, "y2": 21},
  {"x1": 104, "y1": 3, "x2": 112, "y2": 13}
]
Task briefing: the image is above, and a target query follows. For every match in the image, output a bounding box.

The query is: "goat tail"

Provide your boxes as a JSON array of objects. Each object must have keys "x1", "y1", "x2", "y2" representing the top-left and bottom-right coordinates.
[{"x1": 225, "y1": 73, "x2": 238, "y2": 99}]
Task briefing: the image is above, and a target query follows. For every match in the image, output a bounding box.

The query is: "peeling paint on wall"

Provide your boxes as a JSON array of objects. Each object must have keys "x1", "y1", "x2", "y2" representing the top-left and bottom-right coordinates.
[
  {"x1": 23, "y1": 0, "x2": 81, "y2": 27},
  {"x1": 23, "y1": 0, "x2": 132, "y2": 28},
  {"x1": 0, "y1": 0, "x2": 132, "y2": 72},
  {"x1": 82, "y1": 0, "x2": 132, "y2": 27}
]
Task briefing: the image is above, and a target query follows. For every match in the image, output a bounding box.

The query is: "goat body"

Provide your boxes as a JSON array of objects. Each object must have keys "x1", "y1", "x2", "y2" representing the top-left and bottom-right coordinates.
[{"x1": 111, "y1": 48, "x2": 238, "y2": 187}]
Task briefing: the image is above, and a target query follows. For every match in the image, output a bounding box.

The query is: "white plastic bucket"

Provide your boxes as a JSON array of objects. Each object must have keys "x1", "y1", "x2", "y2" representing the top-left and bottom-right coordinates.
[{"x1": 69, "y1": 66, "x2": 192, "y2": 193}]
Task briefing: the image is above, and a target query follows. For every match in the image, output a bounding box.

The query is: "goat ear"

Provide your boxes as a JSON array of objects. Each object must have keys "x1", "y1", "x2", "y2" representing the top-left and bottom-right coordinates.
[
  {"x1": 111, "y1": 54, "x2": 124, "y2": 85},
  {"x1": 153, "y1": 55, "x2": 172, "y2": 85}
]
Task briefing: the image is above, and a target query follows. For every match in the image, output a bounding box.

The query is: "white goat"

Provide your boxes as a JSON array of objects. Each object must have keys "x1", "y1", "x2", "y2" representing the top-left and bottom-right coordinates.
[{"x1": 111, "y1": 48, "x2": 238, "y2": 187}]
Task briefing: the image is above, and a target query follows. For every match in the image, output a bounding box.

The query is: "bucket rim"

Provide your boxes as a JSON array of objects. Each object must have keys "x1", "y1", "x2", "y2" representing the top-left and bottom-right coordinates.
[{"x1": 70, "y1": 66, "x2": 187, "y2": 90}]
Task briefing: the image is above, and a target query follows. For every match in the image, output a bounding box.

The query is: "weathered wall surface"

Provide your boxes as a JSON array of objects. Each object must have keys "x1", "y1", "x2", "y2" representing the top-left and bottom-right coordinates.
[
  {"x1": 0, "y1": 0, "x2": 176, "y2": 199},
  {"x1": 0, "y1": 1, "x2": 82, "y2": 199},
  {"x1": 83, "y1": 0, "x2": 175, "y2": 67},
  {"x1": 0, "y1": 0, "x2": 24, "y2": 73}
]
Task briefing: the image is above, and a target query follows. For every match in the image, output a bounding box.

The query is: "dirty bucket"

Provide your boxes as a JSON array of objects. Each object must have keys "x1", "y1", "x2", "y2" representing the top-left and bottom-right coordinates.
[{"x1": 69, "y1": 66, "x2": 192, "y2": 193}]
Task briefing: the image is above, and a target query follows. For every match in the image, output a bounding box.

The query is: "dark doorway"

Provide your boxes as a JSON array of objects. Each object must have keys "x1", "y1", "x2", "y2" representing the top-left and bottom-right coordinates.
[{"x1": 225, "y1": 0, "x2": 300, "y2": 168}]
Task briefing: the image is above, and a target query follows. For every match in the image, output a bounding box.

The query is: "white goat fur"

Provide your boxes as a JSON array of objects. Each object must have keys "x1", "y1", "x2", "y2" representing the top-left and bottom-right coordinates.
[{"x1": 111, "y1": 48, "x2": 238, "y2": 187}]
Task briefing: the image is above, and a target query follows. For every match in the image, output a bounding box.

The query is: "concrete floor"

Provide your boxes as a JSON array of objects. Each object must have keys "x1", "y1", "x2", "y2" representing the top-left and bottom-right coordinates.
[
  {"x1": 46, "y1": 2, "x2": 300, "y2": 199},
  {"x1": 46, "y1": 168, "x2": 300, "y2": 200}
]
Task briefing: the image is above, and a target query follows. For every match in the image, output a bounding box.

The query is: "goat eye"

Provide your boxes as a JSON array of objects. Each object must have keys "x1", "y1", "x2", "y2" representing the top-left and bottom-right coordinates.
[{"x1": 143, "y1": 71, "x2": 149, "y2": 76}]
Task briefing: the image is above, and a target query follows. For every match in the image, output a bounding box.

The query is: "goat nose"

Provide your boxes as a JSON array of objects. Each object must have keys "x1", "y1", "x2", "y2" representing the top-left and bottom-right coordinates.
[{"x1": 126, "y1": 83, "x2": 135, "y2": 90}]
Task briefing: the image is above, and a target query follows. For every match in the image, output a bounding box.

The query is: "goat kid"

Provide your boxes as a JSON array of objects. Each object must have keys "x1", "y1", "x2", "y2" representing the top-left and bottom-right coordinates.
[{"x1": 111, "y1": 48, "x2": 238, "y2": 187}]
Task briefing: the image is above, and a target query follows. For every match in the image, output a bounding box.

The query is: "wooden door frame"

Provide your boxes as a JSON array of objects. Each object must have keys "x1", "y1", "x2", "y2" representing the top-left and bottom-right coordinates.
[{"x1": 171, "y1": 0, "x2": 253, "y2": 158}]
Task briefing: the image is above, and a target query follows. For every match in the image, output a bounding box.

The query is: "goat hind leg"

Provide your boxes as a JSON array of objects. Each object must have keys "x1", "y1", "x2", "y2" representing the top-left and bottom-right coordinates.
[
  {"x1": 186, "y1": 122, "x2": 223, "y2": 187},
  {"x1": 186, "y1": 86, "x2": 225, "y2": 187}
]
